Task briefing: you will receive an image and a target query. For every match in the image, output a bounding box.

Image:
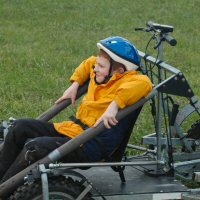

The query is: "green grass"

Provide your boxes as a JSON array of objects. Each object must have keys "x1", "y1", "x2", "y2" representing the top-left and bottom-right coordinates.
[
  {"x1": 1, "y1": 0, "x2": 200, "y2": 190},
  {"x1": 0, "y1": 0, "x2": 200, "y2": 141}
]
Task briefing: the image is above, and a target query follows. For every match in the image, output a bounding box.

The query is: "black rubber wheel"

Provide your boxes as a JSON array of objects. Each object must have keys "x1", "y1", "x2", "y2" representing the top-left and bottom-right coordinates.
[
  {"x1": 186, "y1": 119, "x2": 200, "y2": 139},
  {"x1": 182, "y1": 119, "x2": 200, "y2": 152},
  {"x1": 9, "y1": 176, "x2": 93, "y2": 200}
]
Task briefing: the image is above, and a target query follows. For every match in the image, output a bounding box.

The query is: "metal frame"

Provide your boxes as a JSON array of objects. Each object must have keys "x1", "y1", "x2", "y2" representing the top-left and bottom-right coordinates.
[{"x1": 32, "y1": 29, "x2": 200, "y2": 199}]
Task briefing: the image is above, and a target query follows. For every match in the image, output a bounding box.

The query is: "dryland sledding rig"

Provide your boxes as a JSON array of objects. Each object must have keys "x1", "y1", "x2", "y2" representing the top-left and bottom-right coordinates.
[{"x1": 1, "y1": 21, "x2": 200, "y2": 200}]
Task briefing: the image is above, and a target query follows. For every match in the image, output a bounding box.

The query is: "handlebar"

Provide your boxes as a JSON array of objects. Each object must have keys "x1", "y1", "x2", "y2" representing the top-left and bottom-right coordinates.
[{"x1": 135, "y1": 21, "x2": 177, "y2": 47}]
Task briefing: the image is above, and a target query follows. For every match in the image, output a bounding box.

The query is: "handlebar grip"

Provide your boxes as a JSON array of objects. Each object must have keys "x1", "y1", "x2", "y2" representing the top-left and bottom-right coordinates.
[{"x1": 163, "y1": 33, "x2": 177, "y2": 46}]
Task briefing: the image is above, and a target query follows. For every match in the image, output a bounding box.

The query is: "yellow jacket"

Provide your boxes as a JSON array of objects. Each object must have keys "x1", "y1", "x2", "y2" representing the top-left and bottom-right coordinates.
[{"x1": 54, "y1": 56, "x2": 152, "y2": 138}]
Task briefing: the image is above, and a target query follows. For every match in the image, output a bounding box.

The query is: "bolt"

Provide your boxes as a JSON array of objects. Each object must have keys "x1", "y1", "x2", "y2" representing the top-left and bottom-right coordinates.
[{"x1": 174, "y1": 77, "x2": 178, "y2": 80}]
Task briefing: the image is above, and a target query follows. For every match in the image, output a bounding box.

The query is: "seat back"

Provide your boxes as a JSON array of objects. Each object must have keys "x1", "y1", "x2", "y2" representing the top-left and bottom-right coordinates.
[{"x1": 107, "y1": 106, "x2": 143, "y2": 162}]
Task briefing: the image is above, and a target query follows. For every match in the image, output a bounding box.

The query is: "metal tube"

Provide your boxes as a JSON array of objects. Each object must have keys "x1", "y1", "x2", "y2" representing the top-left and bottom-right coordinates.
[
  {"x1": 49, "y1": 160, "x2": 164, "y2": 169},
  {"x1": 138, "y1": 50, "x2": 180, "y2": 74},
  {"x1": 127, "y1": 144, "x2": 156, "y2": 153},
  {"x1": 156, "y1": 91, "x2": 162, "y2": 161},
  {"x1": 76, "y1": 184, "x2": 93, "y2": 200},
  {"x1": 156, "y1": 37, "x2": 164, "y2": 165},
  {"x1": 174, "y1": 159, "x2": 200, "y2": 168},
  {"x1": 39, "y1": 165, "x2": 49, "y2": 200},
  {"x1": 37, "y1": 81, "x2": 89, "y2": 121}
]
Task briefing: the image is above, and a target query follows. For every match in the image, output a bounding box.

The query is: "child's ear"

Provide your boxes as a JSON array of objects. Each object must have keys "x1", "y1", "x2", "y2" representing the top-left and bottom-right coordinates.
[{"x1": 118, "y1": 66, "x2": 125, "y2": 74}]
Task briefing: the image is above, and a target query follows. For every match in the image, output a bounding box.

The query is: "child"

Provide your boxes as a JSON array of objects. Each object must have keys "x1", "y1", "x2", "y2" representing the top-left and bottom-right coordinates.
[{"x1": 0, "y1": 36, "x2": 152, "y2": 182}]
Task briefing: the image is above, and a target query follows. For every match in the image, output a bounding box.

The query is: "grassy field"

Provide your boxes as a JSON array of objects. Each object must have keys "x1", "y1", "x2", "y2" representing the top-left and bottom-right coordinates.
[{"x1": 0, "y1": 0, "x2": 200, "y2": 144}]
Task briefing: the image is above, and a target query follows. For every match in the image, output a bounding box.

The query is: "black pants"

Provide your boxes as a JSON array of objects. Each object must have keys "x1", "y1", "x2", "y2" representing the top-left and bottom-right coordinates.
[{"x1": 0, "y1": 118, "x2": 88, "y2": 182}]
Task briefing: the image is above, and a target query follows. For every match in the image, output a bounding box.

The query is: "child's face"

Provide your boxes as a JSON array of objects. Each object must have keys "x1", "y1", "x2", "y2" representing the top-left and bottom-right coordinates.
[{"x1": 94, "y1": 55, "x2": 110, "y2": 84}]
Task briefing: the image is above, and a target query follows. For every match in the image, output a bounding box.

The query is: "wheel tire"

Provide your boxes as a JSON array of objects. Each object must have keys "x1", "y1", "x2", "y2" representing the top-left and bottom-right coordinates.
[
  {"x1": 9, "y1": 176, "x2": 93, "y2": 200},
  {"x1": 182, "y1": 119, "x2": 200, "y2": 152},
  {"x1": 186, "y1": 119, "x2": 200, "y2": 139}
]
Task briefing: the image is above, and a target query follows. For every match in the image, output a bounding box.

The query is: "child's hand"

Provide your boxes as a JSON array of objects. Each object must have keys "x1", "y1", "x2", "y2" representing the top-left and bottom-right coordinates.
[
  {"x1": 93, "y1": 101, "x2": 119, "y2": 129},
  {"x1": 55, "y1": 81, "x2": 79, "y2": 107}
]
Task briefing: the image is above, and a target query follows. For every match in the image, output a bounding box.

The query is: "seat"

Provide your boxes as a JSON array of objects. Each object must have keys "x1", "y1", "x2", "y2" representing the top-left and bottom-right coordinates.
[
  {"x1": 0, "y1": 105, "x2": 142, "y2": 183},
  {"x1": 104, "y1": 106, "x2": 143, "y2": 182}
]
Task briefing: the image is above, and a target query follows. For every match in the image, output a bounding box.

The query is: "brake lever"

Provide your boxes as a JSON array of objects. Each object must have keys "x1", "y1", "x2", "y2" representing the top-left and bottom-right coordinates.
[{"x1": 135, "y1": 27, "x2": 152, "y2": 32}]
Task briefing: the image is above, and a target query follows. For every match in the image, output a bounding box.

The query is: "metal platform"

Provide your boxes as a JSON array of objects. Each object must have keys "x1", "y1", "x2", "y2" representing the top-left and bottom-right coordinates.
[{"x1": 77, "y1": 165, "x2": 189, "y2": 200}]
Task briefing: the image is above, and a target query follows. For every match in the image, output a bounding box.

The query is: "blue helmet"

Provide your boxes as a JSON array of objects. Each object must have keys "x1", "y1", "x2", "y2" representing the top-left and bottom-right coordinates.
[{"x1": 97, "y1": 36, "x2": 140, "y2": 70}]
